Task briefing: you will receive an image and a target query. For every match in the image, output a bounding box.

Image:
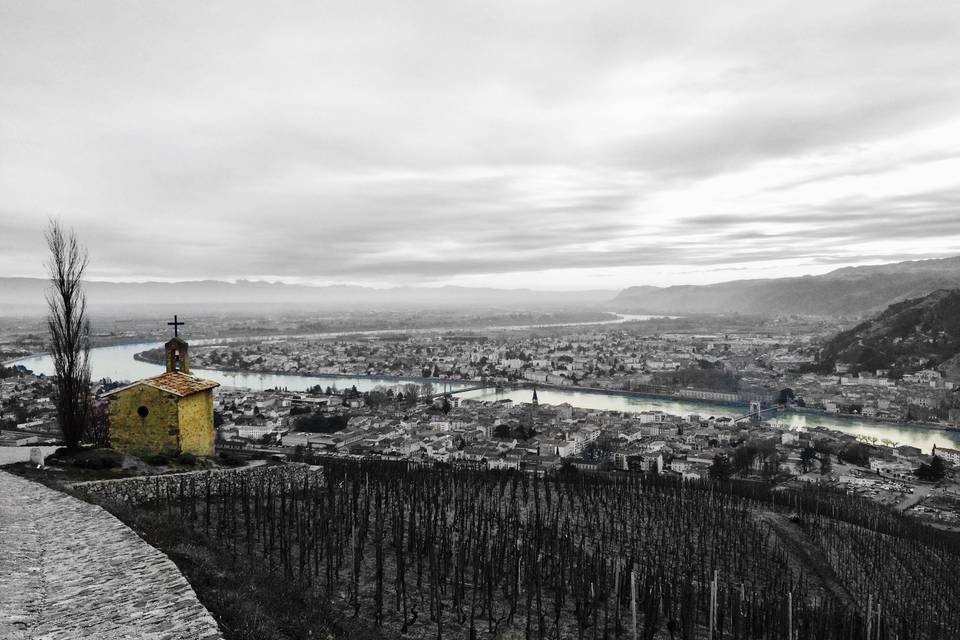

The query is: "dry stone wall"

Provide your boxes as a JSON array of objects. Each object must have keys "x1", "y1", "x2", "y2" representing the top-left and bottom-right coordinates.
[{"x1": 71, "y1": 463, "x2": 324, "y2": 507}]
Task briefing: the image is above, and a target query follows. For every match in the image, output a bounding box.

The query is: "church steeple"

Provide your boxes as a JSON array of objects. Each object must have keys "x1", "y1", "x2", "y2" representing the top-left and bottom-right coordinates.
[{"x1": 525, "y1": 386, "x2": 539, "y2": 432}]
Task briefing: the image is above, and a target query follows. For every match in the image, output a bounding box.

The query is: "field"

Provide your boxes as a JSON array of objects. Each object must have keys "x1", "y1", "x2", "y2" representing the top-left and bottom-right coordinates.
[{"x1": 78, "y1": 460, "x2": 960, "y2": 640}]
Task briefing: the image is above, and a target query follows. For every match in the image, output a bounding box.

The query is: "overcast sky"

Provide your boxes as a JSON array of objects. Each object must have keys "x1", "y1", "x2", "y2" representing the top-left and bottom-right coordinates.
[{"x1": 2, "y1": 1, "x2": 960, "y2": 290}]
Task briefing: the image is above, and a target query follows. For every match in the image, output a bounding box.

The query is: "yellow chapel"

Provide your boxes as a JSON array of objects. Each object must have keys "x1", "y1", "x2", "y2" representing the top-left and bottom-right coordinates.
[{"x1": 106, "y1": 321, "x2": 219, "y2": 457}]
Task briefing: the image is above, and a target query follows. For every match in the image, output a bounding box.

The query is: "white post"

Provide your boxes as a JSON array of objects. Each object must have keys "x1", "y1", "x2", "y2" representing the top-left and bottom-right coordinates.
[
  {"x1": 715, "y1": 570, "x2": 719, "y2": 628},
  {"x1": 787, "y1": 591, "x2": 793, "y2": 640},
  {"x1": 876, "y1": 603, "x2": 881, "y2": 640},
  {"x1": 614, "y1": 562, "x2": 621, "y2": 630},
  {"x1": 709, "y1": 572, "x2": 717, "y2": 639}
]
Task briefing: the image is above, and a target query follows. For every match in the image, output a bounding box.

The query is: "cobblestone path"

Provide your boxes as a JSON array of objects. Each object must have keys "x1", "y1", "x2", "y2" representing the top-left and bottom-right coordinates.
[{"x1": 0, "y1": 470, "x2": 223, "y2": 640}]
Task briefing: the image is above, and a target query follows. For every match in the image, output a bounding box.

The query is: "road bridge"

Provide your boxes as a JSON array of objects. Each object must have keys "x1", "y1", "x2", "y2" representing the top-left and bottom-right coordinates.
[
  {"x1": 732, "y1": 405, "x2": 782, "y2": 423},
  {"x1": 427, "y1": 385, "x2": 492, "y2": 399}
]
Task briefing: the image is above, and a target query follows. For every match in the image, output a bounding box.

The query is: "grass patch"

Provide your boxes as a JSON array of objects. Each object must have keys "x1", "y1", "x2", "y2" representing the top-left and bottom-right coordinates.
[
  {"x1": 2, "y1": 460, "x2": 137, "y2": 489},
  {"x1": 1, "y1": 449, "x2": 236, "y2": 491},
  {"x1": 175, "y1": 452, "x2": 197, "y2": 466},
  {"x1": 45, "y1": 446, "x2": 125, "y2": 470},
  {"x1": 217, "y1": 451, "x2": 246, "y2": 467},
  {"x1": 145, "y1": 453, "x2": 170, "y2": 466}
]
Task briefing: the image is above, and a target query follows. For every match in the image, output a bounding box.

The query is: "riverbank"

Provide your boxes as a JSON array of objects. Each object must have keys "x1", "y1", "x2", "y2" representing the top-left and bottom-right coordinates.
[
  {"x1": 132, "y1": 349, "x2": 957, "y2": 434},
  {"x1": 509, "y1": 380, "x2": 958, "y2": 433},
  {"x1": 532, "y1": 381, "x2": 960, "y2": 433},
  {"x1": 136, "y1": 349, "x2": 742, "y2": 407},
  {"x1": 16, "y1": 340, "x2": 960, "y2": 452},
  {"x1": 786, "y1": 405, "x2": 951, "y2": 433},
  {"x1": 529, "y1": 380, "x2": 749, "y2": 407},
  {"x1": 132, "y1": 351, "x2": 476, "y2": 388}
]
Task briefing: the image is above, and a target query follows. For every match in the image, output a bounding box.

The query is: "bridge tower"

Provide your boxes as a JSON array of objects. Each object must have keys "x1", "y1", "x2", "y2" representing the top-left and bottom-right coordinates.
[{"x1": 749, "y1": 401, "x2": 762, "y2": 425}]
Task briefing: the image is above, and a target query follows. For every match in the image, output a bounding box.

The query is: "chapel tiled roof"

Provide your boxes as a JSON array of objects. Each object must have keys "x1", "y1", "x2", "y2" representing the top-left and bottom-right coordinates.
[
  {"x1": 105, "y1": 371, "x2": 219, "y2": 398},
  {"x1": 143, "y1": 371, "x2": 220, "y2": 397}
]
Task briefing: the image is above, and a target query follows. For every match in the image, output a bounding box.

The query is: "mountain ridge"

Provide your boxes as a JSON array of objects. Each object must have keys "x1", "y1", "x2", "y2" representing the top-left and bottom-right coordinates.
[{"x1": 613, "y1": 256, "x2": 960, "y2": 317}]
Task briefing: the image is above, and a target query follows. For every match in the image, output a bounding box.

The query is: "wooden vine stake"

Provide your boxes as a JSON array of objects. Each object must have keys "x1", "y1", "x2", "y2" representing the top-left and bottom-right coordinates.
[
  {"x1": 709, "y1": 570, "x2": 718, "y2": 640},
  {"x1": 787, "y1": 591, "x2": 793, "y2": 640}
]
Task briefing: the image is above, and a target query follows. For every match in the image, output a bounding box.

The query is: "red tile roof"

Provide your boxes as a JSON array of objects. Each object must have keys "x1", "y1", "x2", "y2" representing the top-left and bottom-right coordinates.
[
  {"x1": 143, "y1": 371, "x2": 219, "y2": 397},
  {"x1": 105, "y1": 371, "x2": 219, "y2": 398}
]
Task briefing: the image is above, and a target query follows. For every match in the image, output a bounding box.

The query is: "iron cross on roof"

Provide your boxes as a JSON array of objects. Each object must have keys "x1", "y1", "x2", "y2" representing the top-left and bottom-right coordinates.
[{"x1": 167, "y1": 314, "x2": 185, "y2": 338}]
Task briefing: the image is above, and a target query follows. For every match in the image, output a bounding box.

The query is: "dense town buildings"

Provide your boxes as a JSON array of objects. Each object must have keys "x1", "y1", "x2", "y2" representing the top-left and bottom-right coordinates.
[
  {"x1": 3, "y1": 319, "x2": 959, "y2": 526},
  {"x1": 173, "y1": 327, "x2": 959, "y2": 426}
]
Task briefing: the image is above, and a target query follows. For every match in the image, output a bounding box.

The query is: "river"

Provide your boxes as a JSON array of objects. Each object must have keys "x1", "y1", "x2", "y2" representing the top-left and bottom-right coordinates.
[
  {"x1": 11, "y1": 340, "x2": 960, "y2": 454},
  {"x1": 11, "y1": 341, "x2": 476, "y2": 395}
]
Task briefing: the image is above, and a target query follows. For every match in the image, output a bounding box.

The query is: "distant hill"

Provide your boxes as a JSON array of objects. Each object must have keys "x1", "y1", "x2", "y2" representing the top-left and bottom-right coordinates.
[
  {"x1": 613, "y1": 256, "x2": 960, "y2": 317},
  {"x1": 0, "y1": 277, "x2": 615, "y2": 315},
  {"x1": 818, "y1": 289, "x2": 960, "y2": 375}
]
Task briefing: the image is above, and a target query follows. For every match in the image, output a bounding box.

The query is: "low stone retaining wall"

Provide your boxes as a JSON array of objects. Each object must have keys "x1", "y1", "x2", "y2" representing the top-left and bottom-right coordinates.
[{"x1": 71, "y1": 463, "x2": 324, "y2": 506}]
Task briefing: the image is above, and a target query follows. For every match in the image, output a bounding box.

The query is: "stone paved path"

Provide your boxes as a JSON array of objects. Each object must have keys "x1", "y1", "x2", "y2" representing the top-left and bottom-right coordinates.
[{"x1": 0, "y1": 470, "x2": 223, "y2": 640}]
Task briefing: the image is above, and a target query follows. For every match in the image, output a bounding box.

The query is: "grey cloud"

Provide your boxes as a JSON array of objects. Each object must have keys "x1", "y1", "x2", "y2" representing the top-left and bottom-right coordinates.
[
  {"x1": 2, "y1": 1, "x2": 960, "y2": 286},
  {"x1": 614, "y1": 85, "x2": 960, "y2": 180}
]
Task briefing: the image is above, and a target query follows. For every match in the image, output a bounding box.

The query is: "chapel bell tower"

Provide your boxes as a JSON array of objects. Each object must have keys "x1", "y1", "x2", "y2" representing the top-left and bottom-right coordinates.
[
  {"x1": 165, "y1": 337, "x2": 190, "y2": 373},
  {"x1": 164, "y1": 314, "x2": 190, "y2": 373}
]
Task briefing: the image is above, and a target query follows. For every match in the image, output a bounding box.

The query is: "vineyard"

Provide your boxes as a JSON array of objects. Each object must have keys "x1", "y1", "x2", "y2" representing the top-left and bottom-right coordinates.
[{"x1": 82, "y1": 461, "x2": 960, "y2": 639}]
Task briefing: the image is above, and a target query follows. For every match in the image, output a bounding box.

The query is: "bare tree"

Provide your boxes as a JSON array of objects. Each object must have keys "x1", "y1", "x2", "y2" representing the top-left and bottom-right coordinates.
[{"x1": 45, "y1": 219, "x2": 91, "y2": 449}]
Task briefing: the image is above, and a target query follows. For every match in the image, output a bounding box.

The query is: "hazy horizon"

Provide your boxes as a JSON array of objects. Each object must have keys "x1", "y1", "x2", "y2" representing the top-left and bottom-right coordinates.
[{"x1": 1, "y1": 252, "x2": 956, "y2": 292}]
